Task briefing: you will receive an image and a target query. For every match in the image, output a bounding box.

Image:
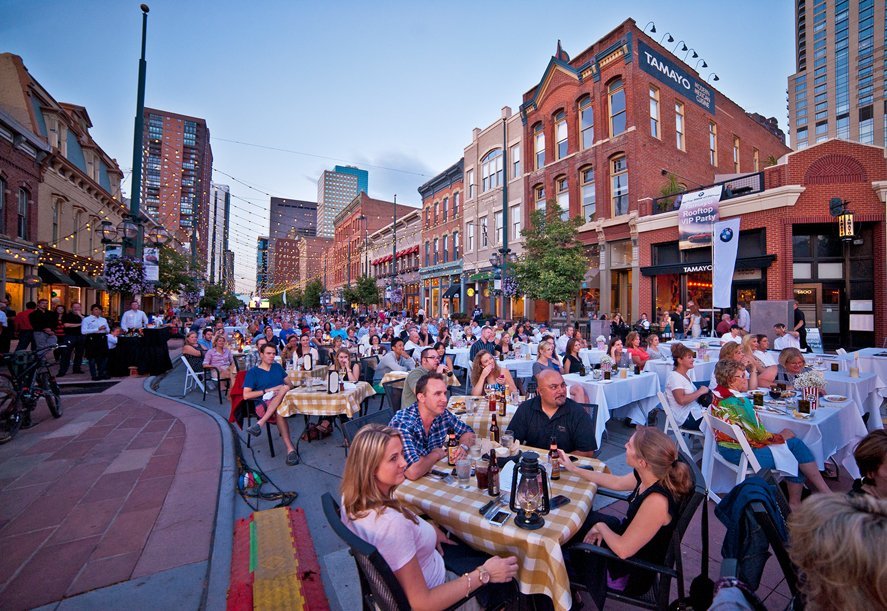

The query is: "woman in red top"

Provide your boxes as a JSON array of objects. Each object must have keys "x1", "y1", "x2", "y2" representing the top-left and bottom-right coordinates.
[{"x1": 625, "y1": 331, "x2": 650, "y2": 368}]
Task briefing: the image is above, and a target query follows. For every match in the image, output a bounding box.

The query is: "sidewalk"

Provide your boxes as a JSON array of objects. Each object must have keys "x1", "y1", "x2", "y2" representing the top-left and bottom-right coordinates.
[{"x1": 0, "y1": 375, "x2": 228, "y2": 610}]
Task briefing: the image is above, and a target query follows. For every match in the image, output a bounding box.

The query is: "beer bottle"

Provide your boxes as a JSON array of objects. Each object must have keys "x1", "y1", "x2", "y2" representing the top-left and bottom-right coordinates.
[
  {"x1": 446, "y1": 428, "x2": 458, "y2": 466},
  {"x1": 549, "y1": 436, "x2": 560, "y2": 480},
  {"x1": 498, "y1": 393, "x2": 507, "y2": 417},
  {"x1": 490, "y1": 413, "x2": 500, "y2": 443},
  {"x1": 487, "y1": 450, "x2": 500, "y2": 496}
]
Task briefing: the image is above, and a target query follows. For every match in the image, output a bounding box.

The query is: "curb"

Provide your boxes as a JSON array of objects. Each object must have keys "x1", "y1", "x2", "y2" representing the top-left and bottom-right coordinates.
[{"x1": 142, "y1": 374, "x2": 236, "y2": 611}]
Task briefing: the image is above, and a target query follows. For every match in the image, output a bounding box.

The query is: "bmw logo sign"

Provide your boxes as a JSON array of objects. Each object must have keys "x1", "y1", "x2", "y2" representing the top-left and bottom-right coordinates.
[{"x1": 719, "y1": 227, "x2": 734, "y2": 242}]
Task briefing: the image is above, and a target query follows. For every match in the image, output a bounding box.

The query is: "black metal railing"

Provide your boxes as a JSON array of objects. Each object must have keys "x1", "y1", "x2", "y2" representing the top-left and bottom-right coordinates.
[{"x1": 650, "y1": 171, "x2": 765, "y2": 215}]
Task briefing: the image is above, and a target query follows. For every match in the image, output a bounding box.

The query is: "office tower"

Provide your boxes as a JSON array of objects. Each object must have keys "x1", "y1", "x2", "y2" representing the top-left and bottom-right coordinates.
[
  {"x1": 316, "y1": 166, "x2": 367, "y2": 238},
  {"x1": 788, "y1": 0, "x2": 886, "y2": 148},
  {"x1": 207, "y1": 183, "x2": 230, "y2": 285},
  {"x1": 256, "y1": 236, "x2": 269, "y2": 295},
  {"x1": 269, "y1": 197, "x2": 316, "y2": 240}
]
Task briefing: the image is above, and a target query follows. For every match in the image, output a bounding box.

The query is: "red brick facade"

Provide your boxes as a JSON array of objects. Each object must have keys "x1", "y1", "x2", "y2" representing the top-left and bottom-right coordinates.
[{"x1": 636, "y1": 139, "x2": 887, "y2": 348}]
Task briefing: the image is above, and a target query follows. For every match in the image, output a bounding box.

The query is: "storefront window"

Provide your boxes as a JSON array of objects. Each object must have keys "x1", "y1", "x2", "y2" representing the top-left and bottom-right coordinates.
[
  {"x1": 685, "y1": 273, "x2": 712, "y2": 309},
  {"x1": 654, "y1": 274, "x2": 680, "y2": 312},
  {"x1": 579, "y1": 288, "x2": 600, "y2": 319}
]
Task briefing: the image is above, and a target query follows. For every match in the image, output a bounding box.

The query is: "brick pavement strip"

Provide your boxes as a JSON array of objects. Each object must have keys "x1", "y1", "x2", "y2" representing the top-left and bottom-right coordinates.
[{"x1": 0, "y1": 377, "x2": 221, "y2": 610}]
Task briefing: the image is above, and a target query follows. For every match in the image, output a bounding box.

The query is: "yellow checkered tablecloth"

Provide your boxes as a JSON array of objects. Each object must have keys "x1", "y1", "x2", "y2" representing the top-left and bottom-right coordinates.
[
  {"x1": 277, "y1": 381, "x2": 375, "y2": 418},
  {"x1": 286, "y1": 364, "x2": 329, "y2": 385},
  {"x1": 380, "y1": 370, "x2": 409, "y2": 385},
  {"x1": 394, "y1": 449, "x2": 605, "y2": 610},
  {"x1": 448, "y1": 396, "x2": 516, "y2": 438}
]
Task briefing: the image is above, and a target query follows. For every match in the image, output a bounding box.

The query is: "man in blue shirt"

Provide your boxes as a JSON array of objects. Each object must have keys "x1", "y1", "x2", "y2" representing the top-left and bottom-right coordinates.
[
  {"x1": 278, "y1": 320, "x2": 296, "y2": 344},
  {"x1": 244, "y1": 343, "x2": 298, "y2": 465},
  {"x1": 389, "y1": 372, "x2": 475, "y2": 480}
]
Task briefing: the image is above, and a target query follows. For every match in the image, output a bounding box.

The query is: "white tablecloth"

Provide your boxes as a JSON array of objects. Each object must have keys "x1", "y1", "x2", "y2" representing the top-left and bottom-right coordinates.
[
  {"x1": 449, "y1": 348, "x2": 472, "y2": 370},
  {"x1": 578, "y1": 349, "x2": 607, "y2": 369},
  {"x1": 497, "y1": 357, "x2": 536, "y2": 379},
  {"x1": 643, "y1": 358, "x2": 716, "y2": 390},
  {"x1": 824, "y1": 370, "x2": 883, "y2": 430},
  {"x1": 563, "y1": 371, "x2": 660, "y2": 444},
  {"x1": 702, "y1": 396, "x2": 867, "y2": 496},
  {"x1": 852, "y1": 348, "x2": 887, "y2": 399}
]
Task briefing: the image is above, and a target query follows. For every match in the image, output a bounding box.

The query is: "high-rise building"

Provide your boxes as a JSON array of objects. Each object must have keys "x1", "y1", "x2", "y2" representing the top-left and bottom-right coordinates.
[
  {"x1": 223, "y1": 250, "x2": 235, "y2": 293},
  {"x1": 140, "y1": 107, "x2": 213, "y2": 263},
  {"x1": 207, "y1": 183, "x2": 230, "y2": 285},
  {"x1": 269, "y1": 197, "x2": 317, "y2": 241},
  {"x1": 788, "y1": 0, "x2": 886, "y2": 148},
  {"x1": 316, "y1": 166, "x2": 367, "y2": 238},
  {"x1": 256, "y1": 236, "x2": 269, "y2": 296},
  {"x1": 334, "y1": 165, "x2": 368, "y2": 194}
]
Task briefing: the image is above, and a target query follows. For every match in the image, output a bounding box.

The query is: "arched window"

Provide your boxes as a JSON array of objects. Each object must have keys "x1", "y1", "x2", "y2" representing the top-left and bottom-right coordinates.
[
  {"x1": 481, "y1": 149, "x2": 503, "y2": 191},
  {"x1": 554, "y1": 110, "x2": 568, "y2": 159},
  {"x1": 578, "y1": 96, "x2": 594, "y2": 149},
  {"x1": 533, "y1": 122, "x2": 545, "y2": 170},
  {"x1": 555, "y1": 176, "x2": 569, "y2": 220},
  {"x1": 608, "y1": 78, "x2": 626, "y2": 137},
  {"x1": 580, "y1": 167, "x2": 596, "y2": 222}
]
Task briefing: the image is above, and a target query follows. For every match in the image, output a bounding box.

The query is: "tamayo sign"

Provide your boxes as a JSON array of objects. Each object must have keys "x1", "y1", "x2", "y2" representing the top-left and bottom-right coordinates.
[
  {"x1": 638, "y1": 40, "x2": 715, "y2": 113},
  {"x1": 677, "y1": 185, "x2": 723, "y2": 250}
]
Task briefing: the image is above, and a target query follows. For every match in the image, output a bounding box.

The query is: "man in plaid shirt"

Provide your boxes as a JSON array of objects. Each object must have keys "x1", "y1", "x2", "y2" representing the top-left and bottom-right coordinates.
[{"x1": 389, "y1": 372, "x2": 475, "y2": 480}]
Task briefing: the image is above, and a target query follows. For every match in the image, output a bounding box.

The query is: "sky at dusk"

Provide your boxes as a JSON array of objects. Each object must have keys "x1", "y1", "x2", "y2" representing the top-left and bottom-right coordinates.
[{"x1": 1, "y1": 0, "x2": 795, "y2": 292}]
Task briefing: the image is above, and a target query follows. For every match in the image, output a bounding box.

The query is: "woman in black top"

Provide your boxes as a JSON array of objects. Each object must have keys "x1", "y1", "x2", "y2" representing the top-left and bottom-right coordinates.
[
  {"x1": 558, "y1": 428, "x2": 693, "y2": 606},
  {"x1": 563, "y1": 338, "x2": 585, "y2": 375}
]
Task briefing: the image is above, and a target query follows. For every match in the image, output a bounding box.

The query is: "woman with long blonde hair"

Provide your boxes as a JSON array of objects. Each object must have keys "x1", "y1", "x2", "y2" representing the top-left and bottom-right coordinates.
[{"x1": 341, "y1": 424, "x2": 518, "y2": 610}]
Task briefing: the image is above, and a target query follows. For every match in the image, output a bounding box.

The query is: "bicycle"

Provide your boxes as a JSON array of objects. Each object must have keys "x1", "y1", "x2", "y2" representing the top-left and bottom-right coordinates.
[{"x1": 0, "y1": 345, "x2": 63, "y2": 444}]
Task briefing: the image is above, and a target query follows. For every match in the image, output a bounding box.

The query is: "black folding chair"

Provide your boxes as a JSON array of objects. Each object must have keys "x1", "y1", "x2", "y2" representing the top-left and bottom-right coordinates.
[
  {"x1": 321, "y1": 493, "x2": 473, "y2": 611},
  {"x1": 575, "y1": 402, "x2": 600, "y2": 454},
  {"x1": 241, "y1": 399, "x2": 276, "y2": 458},
  {"x1": 568, "y1": 451, "x2": 706, "y2": 609},
  {"x1": 382, "y1": 378, "x2": 404, "y2": 413},
  {"x1": 342, "y1": 408, "x2": 394, "y2": 455}
]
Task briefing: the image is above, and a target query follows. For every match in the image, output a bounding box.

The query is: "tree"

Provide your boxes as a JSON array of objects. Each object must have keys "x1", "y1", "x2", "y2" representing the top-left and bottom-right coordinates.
[
  {"x1": 344, "y1": 276, "x2": 379, "y2": 312},
  {"x1": 302, "y1": 279, "x2": 324, "y2": 309},
  {"x1": 200, "y1": 283, "x2": 242, "y2": 311},
  {"x1": 154, "y1": 246, "x2": 199, "y2": 298},
  {"x1": 511, "y1": 201, "x2": 587, "y2": 324}
]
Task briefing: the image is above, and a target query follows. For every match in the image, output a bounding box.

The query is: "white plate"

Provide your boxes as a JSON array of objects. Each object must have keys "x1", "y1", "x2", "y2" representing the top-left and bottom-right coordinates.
[
  {"x1": 597, "y1": 379, "x2": 614, "y2": 384},
  {"x1": 823, "y1": 394, "x2": 847, "y2": 402}
]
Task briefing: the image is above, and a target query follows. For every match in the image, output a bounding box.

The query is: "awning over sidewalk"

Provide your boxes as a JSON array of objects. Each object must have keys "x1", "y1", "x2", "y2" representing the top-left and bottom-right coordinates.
[
  {"x1": 38, "y1": 264, "x2": 75, "y2": 286},
  {"x1": 442, "y1": 284, "x2": 461, "y2": 299},
  {"x1": 69, "y1": 270, "x2": 104, "y2": 290}
]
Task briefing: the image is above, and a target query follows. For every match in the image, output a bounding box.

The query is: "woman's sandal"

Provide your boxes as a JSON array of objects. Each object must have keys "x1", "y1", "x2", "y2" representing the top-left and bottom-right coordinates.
[{"x1": 316, "y1": 420, "x2": 333, "y2": 438}]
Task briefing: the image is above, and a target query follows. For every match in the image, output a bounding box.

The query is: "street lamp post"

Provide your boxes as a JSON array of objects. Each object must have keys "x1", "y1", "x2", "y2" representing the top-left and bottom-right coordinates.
[{"x1": 128, "y1": 4, "x2": 150, "y2": 259}]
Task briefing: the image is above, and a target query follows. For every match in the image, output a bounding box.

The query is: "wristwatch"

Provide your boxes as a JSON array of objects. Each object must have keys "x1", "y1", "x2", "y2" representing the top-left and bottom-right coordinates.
[
  {"x1": 476, "y1": 566, "x2": 491, "y2": 584},
  {"x1": 460, "y1": 443, "x2": 470, "y2": 452}
]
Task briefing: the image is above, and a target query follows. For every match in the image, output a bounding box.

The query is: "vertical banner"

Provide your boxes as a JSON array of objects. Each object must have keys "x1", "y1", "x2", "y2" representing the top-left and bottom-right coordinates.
[
  {"x1": 678, "y1": 185, "x2": 722, "y2": 250},
  {"x1": 712, "y1": 218, "x2": 741, "y2": 308},
  {"x1": 143, "y1": 247, "x2": 160, "y2": 282}
]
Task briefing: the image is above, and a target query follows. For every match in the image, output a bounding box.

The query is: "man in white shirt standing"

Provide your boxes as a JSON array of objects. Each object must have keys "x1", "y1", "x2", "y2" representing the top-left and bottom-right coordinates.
[
  {"x1": 120, "y1": 300, "x2": 149, "y2": 332},
  {"x1": 81, "y1": 304, "x2": 110, "y2": 380},
  {"x1": 773, "y1": 323, "x2": 801, "y2": 351},
  {"x1": 736, "y1": 301, "x2": 751, "y2": 333},
  {"x1": 556, "y1": 325, "x2": 575, "y2": 355}
]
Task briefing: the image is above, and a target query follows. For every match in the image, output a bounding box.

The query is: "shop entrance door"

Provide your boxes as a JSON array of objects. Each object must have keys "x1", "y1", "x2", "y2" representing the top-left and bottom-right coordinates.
[
  {"x1": 793, "y1": 284, "x2": 842, "y2": 349},
  {"x1": 611, "y1": 269, "x2": 632, "y2": 322}
]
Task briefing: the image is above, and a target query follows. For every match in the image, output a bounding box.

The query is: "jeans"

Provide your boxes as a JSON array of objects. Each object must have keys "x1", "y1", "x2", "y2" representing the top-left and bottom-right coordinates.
[
  {"x1": 15, "y1": 329, "x2": 35, "y2": 352},
  {"x1": 58, "y1": 335, "x2": 85, "y2": 375},
  {"x1": 88, "y1": 356, "x2": 108, "y2": 380},
  {"x1": 718, "y1": 437, "x2": 814, "y2": 483},
  {"x1": 441, "y1": 533, "x2": 516, "y2": 607}
]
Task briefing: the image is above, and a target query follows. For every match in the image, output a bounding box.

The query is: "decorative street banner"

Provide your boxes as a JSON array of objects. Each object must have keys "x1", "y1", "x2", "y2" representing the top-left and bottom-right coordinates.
[
  {"x1": 103, "y1": 244, "x2": 122, "y2": 274},
  {"x1": 713, "y1": 217, "x2": 741, "y2": 308},
  {"x1": 143, "y1": 246, "x2": 160, "y2": 282},
  {"x1": 677, "y1": 185, "x2": 723, "y2": 250},
  {"x1": 638, "y1": 40, "x2": 715, "y2": 112}
]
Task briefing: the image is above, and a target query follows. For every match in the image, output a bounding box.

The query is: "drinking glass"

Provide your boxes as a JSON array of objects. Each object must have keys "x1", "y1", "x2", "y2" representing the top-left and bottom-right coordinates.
[
  {"x1": 475, "y1": 463, "x2": 489, "y2": 490},
  {"x1": 470, "y1": 444, "x2": 483, "y2": 464},
  {"x1": 455, "y1": 459, "x2": 472, "y2": 489},
  {"x1": 500, "y1": 430, "x2": 515, "y2": 451}
]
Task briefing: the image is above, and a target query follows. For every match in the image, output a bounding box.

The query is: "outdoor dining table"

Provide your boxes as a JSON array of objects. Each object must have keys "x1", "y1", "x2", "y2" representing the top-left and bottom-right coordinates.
[
  {"x1": 380, "y1": 370, "x2": 409, "y2": 385},
  {"x1": 578, "y1": 348, "x2": 607, "y2": 369},
  {"x1": 822, "y1": 370, "x2": 883, "y2": 430},
  {"x1": 448, "y1": 347, "x2": 472, "y2": 370},
  {"x1": 447, "y1": 396, "x2": 518, "y2": 438},
  {"x1": 286, "y1": 364, "x2": 329, "y2": 386},
  {"x1": 394, "y1": 447, "x2": 607, "y2": 610},
  {"x1": 562, "y1": 370, "x2": 660, "y2": 444},
  {"x1": 644, "y1": 357, "x2": 716, "y2": 390},
  {"x1": 814, "y1": 349, "x2": 887, "y2": 399},
  {"x1": 701, "y1": 392, "x2": 868, "y2": 495},
  {"x1": 277, "y1": 380, "x2": 375, "y2": 419}
]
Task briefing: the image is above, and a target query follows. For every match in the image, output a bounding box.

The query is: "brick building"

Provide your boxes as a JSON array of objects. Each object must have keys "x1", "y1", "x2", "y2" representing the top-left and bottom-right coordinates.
[
  {"x1": 268, "y1": 237, "x2": 301, "y2": 294},
  {"x1": 327, "y1": 193, "x2": 415, "y2": 307},
  {"x1": 462, "y1": 107, "x2": 525, "y2": 319},
  {"x1": 519, "y1": 19, "x2": 790, "y2": 323},
  {"x1": 419, "y1": 159, "x2": 464, "y2": 318},
  {"x1": 637, "y1": 139, "x2": 886, "y2": 349},
  {"x1": 368, "y1": 209, "x2": 421, "y2": 313}
]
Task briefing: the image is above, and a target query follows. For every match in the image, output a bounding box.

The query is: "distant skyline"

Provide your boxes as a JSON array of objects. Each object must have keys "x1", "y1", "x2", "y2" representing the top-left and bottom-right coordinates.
[{"x1": 1, "y1": 0, "x2": 795, "y2": 292}]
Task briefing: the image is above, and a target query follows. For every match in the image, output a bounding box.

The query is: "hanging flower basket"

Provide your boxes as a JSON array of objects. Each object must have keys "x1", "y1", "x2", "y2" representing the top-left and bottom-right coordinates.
[
  {"x1": 103, "y1": 257, "x2": 147, "y2": 294},
  {"x1": 502, "y1": 275, "x2": 520, "y2": 297}
]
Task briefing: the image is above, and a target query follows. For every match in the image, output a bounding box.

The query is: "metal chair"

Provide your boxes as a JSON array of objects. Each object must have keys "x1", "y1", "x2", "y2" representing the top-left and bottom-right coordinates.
[
  {"x1": 342, "y1": 408, "x2": 394, "y2": 455},
  {"x1": 382, "y1": 379, "x2": 404, "y2": 413},
  {"x1": 568, "y1": 451, "x2": 706, "y2": 610},
  {"x1": 241, "y1": 399, "x2": 276, "y2": 458},
  {"x1": 321, "y1": 493, "x2": 474, "y2": 611}
]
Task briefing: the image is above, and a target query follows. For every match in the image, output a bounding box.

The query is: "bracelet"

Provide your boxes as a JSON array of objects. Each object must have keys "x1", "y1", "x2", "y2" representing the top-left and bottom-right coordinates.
[{"x1": 464, "y1": 571, "x2": 472, "y2": 598}]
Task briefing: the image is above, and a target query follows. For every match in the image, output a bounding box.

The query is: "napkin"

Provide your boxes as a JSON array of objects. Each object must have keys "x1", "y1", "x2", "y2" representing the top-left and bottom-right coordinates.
[
  {"x1": 499, "y1": 460, "x2": 516, "y2": 492},
  {"x1": 768, "y1": 443, "x2": 799, "y2": 477}
]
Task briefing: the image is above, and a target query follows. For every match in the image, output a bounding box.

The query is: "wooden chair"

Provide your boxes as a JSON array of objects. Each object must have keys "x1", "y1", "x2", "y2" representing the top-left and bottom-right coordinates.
[
  {"x1": 702, "y1": 412, "x2": 762, "y2": 503},
  {"x1": 567, "y1": 452, "x2": 706, "y2": 610}
]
